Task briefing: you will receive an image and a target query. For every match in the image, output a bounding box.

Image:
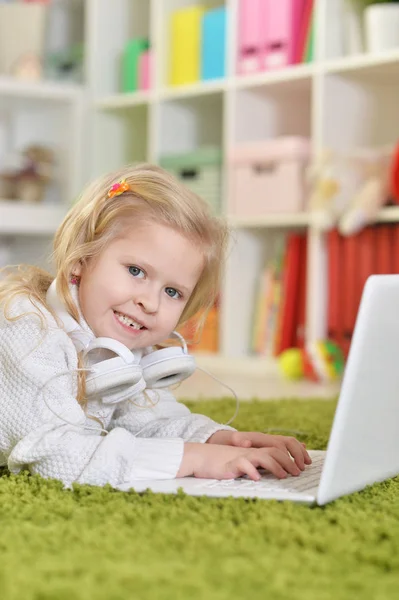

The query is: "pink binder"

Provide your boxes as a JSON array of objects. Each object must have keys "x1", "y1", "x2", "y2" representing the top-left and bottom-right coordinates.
[
  {"x1": 237, "y1": 0, "x2": 262, "y2": 75},
  {"x1": 138, "y1": 49, "x2": 151, "y2": 90},
  {"x1": 262, "y1": 0, "x2": 305, "y2": 70}
]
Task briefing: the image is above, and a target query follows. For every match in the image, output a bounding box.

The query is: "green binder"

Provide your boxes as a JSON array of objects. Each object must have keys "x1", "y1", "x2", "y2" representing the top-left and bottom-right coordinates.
[{"x1": 122, "y1": 38, "x2": 149, "y2": 92}]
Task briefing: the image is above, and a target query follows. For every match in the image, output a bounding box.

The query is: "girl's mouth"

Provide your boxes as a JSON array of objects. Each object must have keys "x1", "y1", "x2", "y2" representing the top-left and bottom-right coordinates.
[{"x1": 113, "y1": 310, "x2": 146, "y2": 331}]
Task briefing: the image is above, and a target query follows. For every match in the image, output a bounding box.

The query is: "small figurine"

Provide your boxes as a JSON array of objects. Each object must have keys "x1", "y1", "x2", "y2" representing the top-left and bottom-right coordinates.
[{"x1": 0, "y1": 144, "x2": 55, "y2": 203}]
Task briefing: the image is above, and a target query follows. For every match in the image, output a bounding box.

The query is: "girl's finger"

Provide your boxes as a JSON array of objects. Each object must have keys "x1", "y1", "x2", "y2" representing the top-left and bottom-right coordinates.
[
  {"x1": 231, "y1": 434, "x2": 252, "y2": 448},
  {"x1": 240, "y1": 439, "x2": 252, "y2": 448},
  {"x1": 256, "y1": 455, "x2": 288, "y2": 479},
  {"x1": 266, "y1": 448, "x2": 301, "y2": 477},
  {"x1": 303, "y1": 449, "x2": 312, "y2": 464},
  {"x1": 226, "y1": 458, "x2": 260, "y2": 481},
  {"x1": 285, "y1": 440, "x2": 306, "y2": 470}
]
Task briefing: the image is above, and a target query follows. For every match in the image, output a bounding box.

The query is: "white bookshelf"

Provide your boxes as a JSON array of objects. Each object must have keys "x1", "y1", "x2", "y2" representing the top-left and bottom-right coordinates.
[
  {"x1": 2, "y1": 0, "x2": 399, "y2": 382},
  {"x1": 84, "y1": 0, "x2": 399, "y2": 378},
  {"x1": 0, "y1": 0, "x2": 87, "y2": 260}
]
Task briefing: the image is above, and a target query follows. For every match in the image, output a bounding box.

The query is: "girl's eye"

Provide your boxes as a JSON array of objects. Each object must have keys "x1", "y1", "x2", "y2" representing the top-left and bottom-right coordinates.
[
  {"x1": 128, "y1": 266, "x2": 145, "y2": 278},
  {"x1": 165, "y1": 287, "x2": 181, "y2": 299}
]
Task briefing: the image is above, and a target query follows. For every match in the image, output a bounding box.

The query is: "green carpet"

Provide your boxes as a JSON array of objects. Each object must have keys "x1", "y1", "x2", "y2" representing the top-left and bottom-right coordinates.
[{"x1": 1, "y1": 398, "x2": 399, "y2": 600}]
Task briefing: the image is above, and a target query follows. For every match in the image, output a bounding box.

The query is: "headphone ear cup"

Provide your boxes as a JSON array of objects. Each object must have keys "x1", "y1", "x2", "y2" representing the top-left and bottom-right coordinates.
[
  {"x1": 141, "y1": 347, "x2": 196, "y2": 389},
  {"x1": 84, "y1": 338, "x2": 145, "y2": 403}
]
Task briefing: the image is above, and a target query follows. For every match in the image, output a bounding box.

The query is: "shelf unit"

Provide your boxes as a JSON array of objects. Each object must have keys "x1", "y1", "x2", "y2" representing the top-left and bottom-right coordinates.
[
  {"x1": 0, "y1": 0, "x2": 87, "y2": 268},
  {"x1": 2, "y1": 0, "x2": 399, "y2": 380},
  {"x1": 85, "y1": 0, "x2": 399, "y2": 376}
]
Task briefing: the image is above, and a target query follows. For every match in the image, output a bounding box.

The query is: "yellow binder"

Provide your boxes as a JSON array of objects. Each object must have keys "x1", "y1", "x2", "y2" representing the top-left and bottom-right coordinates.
[{"x1": 169, "y1": 5, "x2": 205, "y2": 86}]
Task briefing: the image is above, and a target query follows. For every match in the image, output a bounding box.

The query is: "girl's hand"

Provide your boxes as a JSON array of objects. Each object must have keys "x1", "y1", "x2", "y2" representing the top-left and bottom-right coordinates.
[
  {"x1": 179, "y1": 443, "x2": 305, "y2": 481},
  {"x1": 207, "y1": 430, "x2": 312, "y2": 471}
]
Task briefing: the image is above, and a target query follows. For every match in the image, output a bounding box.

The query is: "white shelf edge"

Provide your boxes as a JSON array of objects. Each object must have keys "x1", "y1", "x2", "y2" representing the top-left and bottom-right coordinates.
[
  {"x1": 159, "y1": 79, "x2": 227, "y2": 100},
  {"x1": 94, "y1": 80, "x2": 227, "y2": 109},
  {"x1": 93, "y1": 64, "x2": 317, "y2": 110},
  {"x1": 233, "y1": 63, "x2": 315, "y2": 90},
  {"x1": 0, "y1": 76, "x2": 83, "y2": 101},
  {"x1": 0, "y1": 200, "x2": 68, "y2": 235},
  {"x1": 376, "y1": 207, "x2": 399, "y2": 223},
  {"x1": 227, "y1": 207, "x2": 399, "y2": 230},
  {"x1": 92, "y1": 51, "x2": 399, "y2": 110},
  {"x1": 92, "y1": 53, "x2": 399, "y2": 113},
  {"x1": 95, "y1": 90, "x2": 154, "y2": 110},
  {"x1": 93, "y1": 48, "x2": 399, "y2": 110},
  {"x1": 324, "y1": 49, "x2": 399, "y2": 75},
  {"x1": 228, "y1": 213, "x2": 310, "y2": 229},
  {"x1": 194, "y1": 353, "x2": 279, "y2": 376}
]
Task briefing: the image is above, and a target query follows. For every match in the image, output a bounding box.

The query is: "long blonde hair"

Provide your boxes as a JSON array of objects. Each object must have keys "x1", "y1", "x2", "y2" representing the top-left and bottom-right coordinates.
[{"x1": 0, "y1": 163, "x2": 229, "y2": 405}]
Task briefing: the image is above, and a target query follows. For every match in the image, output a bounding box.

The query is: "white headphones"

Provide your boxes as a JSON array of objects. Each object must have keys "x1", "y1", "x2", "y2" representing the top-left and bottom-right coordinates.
[
  {"x1": 141, "y1": 331, "x2": 196, "y2": 389},
  {"x1": 45, "y1": 279, "x2": 239, "y2": 425},
  {"x1": 83, "y1": 331, "x2": 196, "y2": 403}
]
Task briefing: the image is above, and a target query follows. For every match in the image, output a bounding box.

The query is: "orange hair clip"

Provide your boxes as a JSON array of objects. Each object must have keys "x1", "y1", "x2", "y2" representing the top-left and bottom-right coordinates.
[{"x1": 107, "y1": 179, "x2": 130, "y2": 198}]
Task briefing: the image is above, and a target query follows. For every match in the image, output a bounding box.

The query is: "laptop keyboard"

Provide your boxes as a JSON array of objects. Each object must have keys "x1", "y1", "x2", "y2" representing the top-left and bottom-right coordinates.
[{"x1": 201, "y1": 452, "x2": 325, "y2": 494}]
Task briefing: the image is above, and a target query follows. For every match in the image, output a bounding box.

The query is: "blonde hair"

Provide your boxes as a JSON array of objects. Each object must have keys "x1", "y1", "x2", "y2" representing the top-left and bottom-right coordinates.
[{"x1": 0, "y1": 163, "x2": 229, "y2": 406}]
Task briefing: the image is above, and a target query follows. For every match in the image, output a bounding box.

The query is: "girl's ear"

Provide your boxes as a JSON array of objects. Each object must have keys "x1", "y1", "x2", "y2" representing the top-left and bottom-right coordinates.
[{"x1": 72, "y1": 259, "x2": 83, "y2": 277}]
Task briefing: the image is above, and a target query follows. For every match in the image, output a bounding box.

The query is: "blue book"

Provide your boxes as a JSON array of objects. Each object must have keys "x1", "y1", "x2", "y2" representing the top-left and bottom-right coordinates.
[{"x1": 201, "y1": 7, "x2": 227, "y2": 81}]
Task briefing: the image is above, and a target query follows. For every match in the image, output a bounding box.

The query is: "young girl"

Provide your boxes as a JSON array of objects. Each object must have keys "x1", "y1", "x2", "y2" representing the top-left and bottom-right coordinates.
[{"x1": 0, "y1": 164, "x2": 311, "y2": 490}]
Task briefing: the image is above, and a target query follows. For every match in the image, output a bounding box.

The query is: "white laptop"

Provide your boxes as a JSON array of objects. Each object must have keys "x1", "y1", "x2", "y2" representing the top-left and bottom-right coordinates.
[{"x1": 117, "y1": 275, "x2": 399, "y2": 505}]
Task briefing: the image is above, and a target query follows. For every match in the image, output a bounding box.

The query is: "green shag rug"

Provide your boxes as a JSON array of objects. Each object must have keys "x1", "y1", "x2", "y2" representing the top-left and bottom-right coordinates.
[{"x1": 1, "y1": 398, "x2": 399, "y2": 600}]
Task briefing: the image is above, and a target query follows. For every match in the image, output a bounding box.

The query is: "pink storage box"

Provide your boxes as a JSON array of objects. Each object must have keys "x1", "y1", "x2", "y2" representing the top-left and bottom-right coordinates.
[
  {"x1": 261, "y1": 0, "x2": 305, "y2": 70},
  {"x1": 237, "y1": 0, "x2": 263, "y2": 75},
  {"x1": 228, "y1": 137, "x2": 311, "y2": 217},
  {"x1": 138, "y1": 49, "x2": 152, "y2": 90}
]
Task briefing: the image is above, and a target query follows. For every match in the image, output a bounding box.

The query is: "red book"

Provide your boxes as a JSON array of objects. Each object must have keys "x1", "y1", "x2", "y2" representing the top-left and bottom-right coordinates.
[
  {"x1": 375, "y1": 224, "x2": 394, "y2": 275},
  {"x1": 393, "y1": 224, "x2": 399, "y2": 274},
  {"x1": 295, "y1": 0, "x2": 314, "y2": 63},
  {"x1": 295, "y1": 234, "x2": 308, "y2": 348},
  {"x1": 275, "y1": 233, "x2": 303, "y2": 355},
  {"x1": 342, "y1": 234, "x2": 358, "y2": 338},
  {"x1": 358, "y1": 227, "x2": 376, "y2": 292},
  {"x1": 327, "y1": 229, "x2": 342, "y2": 346}
]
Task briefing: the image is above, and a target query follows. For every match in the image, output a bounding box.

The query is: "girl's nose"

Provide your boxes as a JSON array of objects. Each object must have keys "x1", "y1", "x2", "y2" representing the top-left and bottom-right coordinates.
[{"x1": 135, "y1": 290, "x2": 159, "y2": 314}]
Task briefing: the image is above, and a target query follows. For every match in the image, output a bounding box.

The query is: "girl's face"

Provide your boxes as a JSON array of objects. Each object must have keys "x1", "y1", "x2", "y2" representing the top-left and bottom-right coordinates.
[{"x1": 74, "y1": 222, "x2": 204, "y2": 349}]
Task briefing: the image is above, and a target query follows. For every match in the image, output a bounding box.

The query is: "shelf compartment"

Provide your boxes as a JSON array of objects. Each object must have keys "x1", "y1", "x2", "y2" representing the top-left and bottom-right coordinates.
[
  {"x1": 322, "y1": 73, "x2": 399, "y2": 151},
  {"x1": 89, "y1": 0, "x2": 151, "y2": 98},
  {"x1": 233, "y1": 80, "x2": 312, "y2": 145},
  {"x1": 92, "y1": 104, "x2": 149, "y2": 174},
  {"x1": 158, "y1": 93, "x2": 223, "y2": 156},
  {"x1": 0, "y1": 201, "x2": 68, "y2": 235}
]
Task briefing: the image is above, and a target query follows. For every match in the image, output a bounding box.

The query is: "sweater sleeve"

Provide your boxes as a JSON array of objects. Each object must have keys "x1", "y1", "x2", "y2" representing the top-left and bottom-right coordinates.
[
  {"x1": 0, "y1": 299, "x2": 183, "y2": 488},
  {"x1": 109, "y1": 387, "x2": 236, "y2": 443}
]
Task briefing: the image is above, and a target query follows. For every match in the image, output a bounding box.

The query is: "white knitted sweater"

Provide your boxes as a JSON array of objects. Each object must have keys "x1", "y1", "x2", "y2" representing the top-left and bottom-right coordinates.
[{"x1": 0, "y1": 294, "x2": 233, "y2": 488}]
